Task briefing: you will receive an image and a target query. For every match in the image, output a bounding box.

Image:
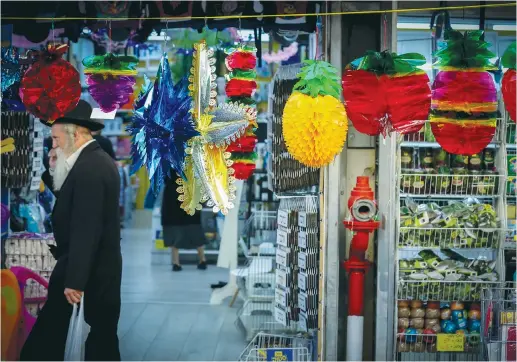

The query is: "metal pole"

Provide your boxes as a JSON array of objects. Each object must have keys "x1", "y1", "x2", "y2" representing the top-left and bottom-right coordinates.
[
  {"x1": 320, "y1": 2, "x2": 345, "y2": 361},
  {"x1": 375, "y1": 1, "x2": 398, "y2": 360}
]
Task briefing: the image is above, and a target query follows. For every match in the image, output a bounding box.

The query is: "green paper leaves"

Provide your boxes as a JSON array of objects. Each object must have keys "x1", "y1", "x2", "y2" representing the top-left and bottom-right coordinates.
[
  {"x1": 82, "y1": 53, "x2": 138, "y2": 71},
  {"x1": 293, "y1": 60, "x2": 341, "y2": 99},
  {"x1": 434, "y1": 30, "x2": 496, "y2": 69},
  {"x1": 228, "y1": 69, "x2": 257, "y2": 80},
  {"x1": 502, "y1": 41, "x2": 516, "y2": 70},
  {"x1": 353, "y1": 51, "x2": 427, "y2": 75}
]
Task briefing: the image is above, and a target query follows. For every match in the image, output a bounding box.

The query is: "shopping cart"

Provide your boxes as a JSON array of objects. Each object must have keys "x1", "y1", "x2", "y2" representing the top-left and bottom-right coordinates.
[
  {"x1": 238, "y1": 332, "x2": 314, "y2": 361},
  {"x1": 481, "y1": 285, "x2": 517, "y2": 361}
]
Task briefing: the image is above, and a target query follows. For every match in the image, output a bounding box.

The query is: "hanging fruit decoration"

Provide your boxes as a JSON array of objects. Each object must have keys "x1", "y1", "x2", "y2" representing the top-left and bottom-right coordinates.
[
  {"x1": 178, "y1": 41, "x2": 256, "y2": 215},
  {"x1": 83, "y1": 53, "x2": 139, "y2": 113},
  {"x1": 19, "y1": 44, "x2": 81, "y2": 121},
  {"x1": 127, "y1": 54, "x2": 198, "y2": 195},
  {"x1": 501, "y1": 41, "x2": 516, "y2": 123},
  {"x1": 431, "y1": 30, "x2": 498, "y2": 155},
  {"x1": 225, "y1": 44, "x2": 258, "y2": 180},
  {"x1": 282, "y1": 60, "x2": 348, "y2": 168},
  {"x1": 342, "y1": 51, "x2": 431, "y2": 136}
]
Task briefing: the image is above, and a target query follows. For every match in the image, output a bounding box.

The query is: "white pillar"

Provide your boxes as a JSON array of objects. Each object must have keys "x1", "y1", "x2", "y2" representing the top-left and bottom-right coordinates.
[{"x1": 210, "y1": 180, "x2": 245, "y2": 305}]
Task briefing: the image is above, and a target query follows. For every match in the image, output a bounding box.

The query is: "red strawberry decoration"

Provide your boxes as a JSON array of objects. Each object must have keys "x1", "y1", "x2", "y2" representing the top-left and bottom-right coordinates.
[
  {"x1": 19, "y1": 44, "x2": 81, "y2": 121},
  {"x1": 224, "y1": 45, "x2": 258, "y2": 180},
  {"x1": 342, "y1": 51, "x2": 430, "y2": 136},
  {"x1": 501, "y1": 42, "x2": 516, "y2": 123}
]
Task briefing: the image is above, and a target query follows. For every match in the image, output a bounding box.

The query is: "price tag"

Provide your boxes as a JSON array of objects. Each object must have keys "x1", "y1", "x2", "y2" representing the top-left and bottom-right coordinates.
[
  {"x1": 298, "y1": 272, "x2": 307, "y2": 291},
  {"x1": 298, "y1": 312, "x2": 308, "y2": 332},
  {"x1": 275, "y1": 288, "x2": 287, "y2": 307},
  {"x1": 33, "y1": 121, "x2": 44, "y2": 132},
  {"x1": 298, "y1": 212, "x2": 307, "y2": 227},
  {"x1": 277, "y1": 210, "x2": 288, "y2": 227},
  {"x1": 298, "y1": 231, "x2": 307, "y2": 248},
  {"x1": 32, "y1": 157, "x2": 42, "y2": 172},
  {"x1": 30, "y1": 176, "x2": 41, "y2": 191},
  {"x1": 276, "y1": 269, "x2": 287, "y2": 288},
  {"x1": 274, "y1": 306, "x2": 287, "y2": 326},
  {"x1": 436, "y1": 334, "x2": 464, "y2": 352},
  {"x1": 33, "y1": 138, "x2": 44, "y2": 152},
  {"x1": 276, "y1": 247, "x2": 287, "y2": 267},
  {"x1": 298, "y1": 292, "x2": 308, "y2": 311},
  {"x1": 276, "y1": 228, "x2": 288, "y2": 247},
  {"x1": 500, "y1": 311, "x2": 516, "y2": 324},
  {"x1": 298, "y1": 252, "x2": 307, "y2": 269}
]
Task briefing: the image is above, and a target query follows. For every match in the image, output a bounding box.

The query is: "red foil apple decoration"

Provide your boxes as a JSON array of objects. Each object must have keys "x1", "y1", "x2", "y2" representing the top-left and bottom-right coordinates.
[
  {"x1": 19, "y1": 44, "x2": 81, "y2": 121},
  {"x1": 342, "y1": 51, "x2": 431, "y2": 136}
]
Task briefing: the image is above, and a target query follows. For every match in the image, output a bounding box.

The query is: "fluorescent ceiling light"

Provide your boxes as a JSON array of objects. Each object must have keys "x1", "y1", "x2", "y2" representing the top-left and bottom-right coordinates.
[
  {"x1": 239, "y1": 30, "x2": 270, "y2": 42},
  {"x1": 493, "y1": 24, "x2": 516, "y2": 31},
  {"x1": 397, "y1": 23, "x2": 429, "y2": 30},
  {"x1": 398, "y1": 23, "x2": 482, "y2": 30}
]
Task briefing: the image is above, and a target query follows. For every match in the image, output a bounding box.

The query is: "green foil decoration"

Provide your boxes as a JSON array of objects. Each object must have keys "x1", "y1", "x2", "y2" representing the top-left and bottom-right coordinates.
[
  {"x1": 293, "y1": 60, "x2": 341, "y2": 99},
  {"x1": 434, "y1": 30, "x2": 497, "y2": 70}
]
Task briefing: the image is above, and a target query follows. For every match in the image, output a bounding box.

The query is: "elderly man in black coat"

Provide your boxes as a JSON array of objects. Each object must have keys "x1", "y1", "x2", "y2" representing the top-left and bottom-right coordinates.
[{"x1": 20, "y1": 100, "x2": 122, "y2": 361}]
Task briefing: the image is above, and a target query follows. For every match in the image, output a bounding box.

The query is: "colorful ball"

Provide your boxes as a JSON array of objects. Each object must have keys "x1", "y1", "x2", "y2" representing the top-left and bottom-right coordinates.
[
  {"x1": 468, "y1": 309, "x2": 481, "y2": 320},
  {"x1": 441, "y1": 308, "x2": 452, "y2": 320},
  {"x1": 442, "y1": 320, "x2": 457, "y2": 334},
  {"x1": 450, "y1": 302, "x2": 464, "y2": 311},
  {"x1": 456, "y1": 318, "x2": 468, "y2": 330},
  {"x1": 423, "y1": 328, "x2": 436, "y2": 343},
  {"x1": 468, "y1": 319, "x2": 481, "y2": 333},
  {"x1": 451, "y1": 310, "x2": 465, "y2": 321},
  {"x1": 405, "y1": 328, "x2": 418, "y2": 343}
]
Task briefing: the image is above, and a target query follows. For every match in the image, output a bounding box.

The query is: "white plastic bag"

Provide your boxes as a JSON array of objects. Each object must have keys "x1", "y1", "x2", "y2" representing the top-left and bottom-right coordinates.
[{"x1": 64, "y1": 295, "x2": 91, "y2": 361}]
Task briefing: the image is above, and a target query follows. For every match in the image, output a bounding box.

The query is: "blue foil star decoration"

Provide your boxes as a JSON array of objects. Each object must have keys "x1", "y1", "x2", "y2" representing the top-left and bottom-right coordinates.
[{"x1": 127, "y1": 53, "x2": 199, "y2": 195}]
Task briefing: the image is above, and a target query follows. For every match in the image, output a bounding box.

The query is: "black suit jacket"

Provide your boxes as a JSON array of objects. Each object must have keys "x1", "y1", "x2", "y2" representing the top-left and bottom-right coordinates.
[{"x1": 51, "y1": 141, "x2": 122, "y2": 295}]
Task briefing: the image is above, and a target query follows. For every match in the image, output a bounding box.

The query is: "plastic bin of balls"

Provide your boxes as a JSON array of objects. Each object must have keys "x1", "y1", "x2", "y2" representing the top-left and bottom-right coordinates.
[{"x1": 397, "y1": 300, "x2": 482, "y2": 354}]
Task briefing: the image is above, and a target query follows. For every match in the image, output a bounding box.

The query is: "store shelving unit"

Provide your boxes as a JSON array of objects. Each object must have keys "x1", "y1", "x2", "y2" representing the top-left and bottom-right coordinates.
[{"x1": 393, "y1": 104, "x2": 510, "y2": 360}]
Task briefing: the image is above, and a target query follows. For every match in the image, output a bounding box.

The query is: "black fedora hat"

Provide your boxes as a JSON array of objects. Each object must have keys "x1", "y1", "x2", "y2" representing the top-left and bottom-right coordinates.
[{"x1": 41, "y1": 100, "x2": 104, "y2": 131}]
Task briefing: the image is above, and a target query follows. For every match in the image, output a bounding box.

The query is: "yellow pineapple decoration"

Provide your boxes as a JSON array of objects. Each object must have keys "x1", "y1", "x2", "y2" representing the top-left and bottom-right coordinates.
[{"x1": 282, "y1": 60, "x2": 348, "y2": 168}]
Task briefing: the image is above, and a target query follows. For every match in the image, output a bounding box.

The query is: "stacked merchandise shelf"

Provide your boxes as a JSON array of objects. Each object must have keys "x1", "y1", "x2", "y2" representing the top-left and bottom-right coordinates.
[
  {"x1": 4, "y1": 233, "x2": 56, "y2": 317},
  {"x1": 274, "y1": 197, "x2": 319, "y2": 333},
  {"x1": 393, "y1": 112, "x2": 509, "y2": 361}
]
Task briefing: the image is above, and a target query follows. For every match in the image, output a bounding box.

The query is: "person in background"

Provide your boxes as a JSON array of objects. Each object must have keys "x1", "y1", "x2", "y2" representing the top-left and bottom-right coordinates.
[
  {"x1": 21, "y1": 100, "x2": 122, "y2": 361},
  {"x1": 92, "y1": 129, "x2": 116, "y2": 159},
  {"x1": 161, "y1": 176, "x2": 207, "y2": 271}
]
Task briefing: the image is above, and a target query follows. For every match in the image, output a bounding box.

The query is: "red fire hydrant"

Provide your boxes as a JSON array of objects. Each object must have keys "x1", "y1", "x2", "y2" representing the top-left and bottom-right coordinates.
[{"x1": 343, "y1": 176, "x2": 379, "y2": 361}]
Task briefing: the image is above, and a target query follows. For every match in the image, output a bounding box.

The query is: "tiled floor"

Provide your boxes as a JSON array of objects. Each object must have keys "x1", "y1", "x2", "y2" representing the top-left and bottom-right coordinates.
[{"x1": 119, "y1": 227, "x2": 247, "y2": 361}]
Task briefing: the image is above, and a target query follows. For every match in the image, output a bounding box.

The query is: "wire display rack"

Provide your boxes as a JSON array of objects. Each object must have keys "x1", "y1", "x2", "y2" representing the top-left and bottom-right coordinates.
[
  {"x1": 235, "y1": 211, "x2": 280, "y2": 341},
  {"x1": 397, "y1": 280, "x2": 500, "y2": 301},
  {"x1": 239, "y1": 332, "x2": 314, "y2": 362},
  {"x1": 392, "y1": 104, "x2": 510, "y2": 361},
  {"x1": 399, "y1": 227, "x2": 502, "y2": 249},
  {"x1": 481, "y1": 286, "x2": 517, "y2": 361},
  {"x1": 396, "y1": 332, "x2": 482, "y2": 361},
  {"x1": 399, "y1": 173, "x2": 504, "y2": 198}
]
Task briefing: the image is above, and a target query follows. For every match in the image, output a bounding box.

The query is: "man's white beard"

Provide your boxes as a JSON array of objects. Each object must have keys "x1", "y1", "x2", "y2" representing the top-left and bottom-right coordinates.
[{"x1": 53, "y1": 148, "x2": 69, "y2": 191}]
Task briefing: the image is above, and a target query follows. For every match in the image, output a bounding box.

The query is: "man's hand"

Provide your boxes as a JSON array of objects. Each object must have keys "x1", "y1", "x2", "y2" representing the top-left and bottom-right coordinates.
[{"x1": 64, "y1": 288, "x2": 83, "y2": 304}]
